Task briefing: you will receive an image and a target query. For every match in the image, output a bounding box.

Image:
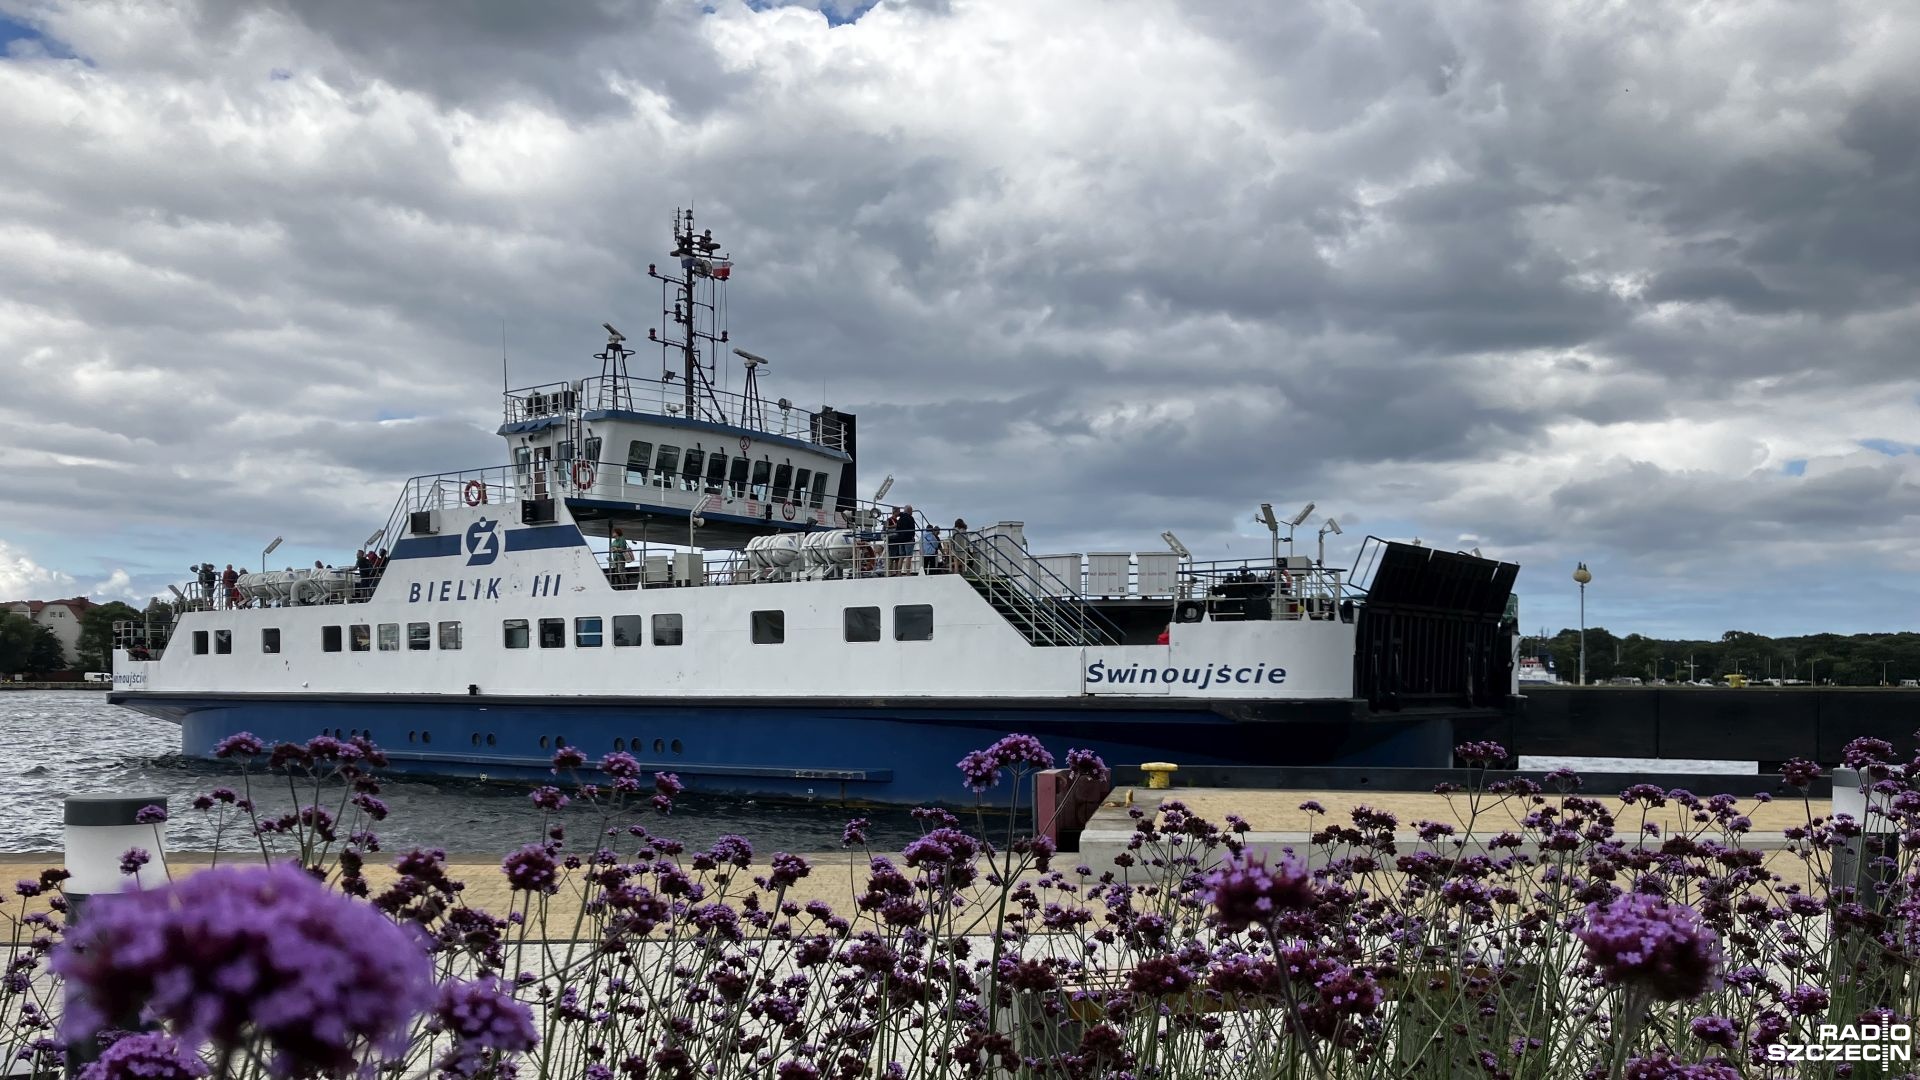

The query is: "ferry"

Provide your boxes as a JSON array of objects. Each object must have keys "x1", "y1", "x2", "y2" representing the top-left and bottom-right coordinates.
[{"x1": 111, "y1": 212, "x2": 1525, "y2": 804}]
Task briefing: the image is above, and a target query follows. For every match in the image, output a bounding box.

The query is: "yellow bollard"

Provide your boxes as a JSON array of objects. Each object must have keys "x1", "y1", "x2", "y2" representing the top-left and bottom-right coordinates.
[{"x1": 1140, "y1": 762, "x2": 1179, "y2": 789}]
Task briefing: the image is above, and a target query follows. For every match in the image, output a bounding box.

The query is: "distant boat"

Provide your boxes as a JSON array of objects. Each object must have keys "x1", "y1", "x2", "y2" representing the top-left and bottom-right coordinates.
[
  {"x1": 1517, "y1": 656, "x2": 1561, "y2": 685},
  {"x1": 109, "y1": 210, "x2": 1525, "y2": 804}
]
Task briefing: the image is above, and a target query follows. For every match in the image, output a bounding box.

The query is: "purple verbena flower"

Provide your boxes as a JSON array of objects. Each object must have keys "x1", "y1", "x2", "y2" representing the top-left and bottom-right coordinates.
[
  {"x1": 708, "y1": 834, "x2": 753, "y2": 869},
  {"x1": 134, "y1": 804, "x2": 167, "y2": 825},
  {"x1": 529, "y1": 786, "x2": 569, "y2": 812},
  {"x1": 431, "y1": 975, "x2": 538, "y2": 1078},
  {"x1": 500, "y1": 845, "x2": 559, "y2": 894},
  {"x1": 1205, "y1": 853, "x2": 1316, "y2": 933},
  {"x1": 1689, "y1": 1015, "x2": 1738, "y2": 1049},
  {"x1": 118, "y1": 848, "x2": 150, "y2": 877},
  {"x1": 52, "y1": 862, "x2": 432, "y2": 1077},
  {"x1": 1842, "y1": 737, "x2": 1894, "y2": 769},
  {"x1": 550, "y1": 746, "x2": 586, "y2": 771},
  {"x1": 841, "y1": 818, "x2": 870, "y2": 847},
  {"x1": 212, "y1": 733, "x2": 264, "y2": 759},
  {"x1": 767, "y1": 853, "x2": 811, "y2": 890},
  {"x1": 1454, "y1": 740, "x2": 1507, "y2": 766},
  {"x1": 599, "y1": 752, "x2": 641, "y2": 780},
  {"x1": 1780, "y1": 758, "x2": 1822, "y2": 788},
  {"x1": 653, "y1": 772, "x2": 684, "y2": 797},
  {"x1": 1064, "y1": 748, "x2": 1109, "y2": 785},
  {"x1": 77, "y1": 1032, "x2": 207, "y2": 1080},
  {"x1": 1577, "y1": 893, "x2": 1723, "y2": 1001}
]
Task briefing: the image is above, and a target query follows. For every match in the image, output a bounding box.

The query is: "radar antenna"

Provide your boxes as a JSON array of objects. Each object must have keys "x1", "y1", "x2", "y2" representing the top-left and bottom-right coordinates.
[
  {"x1": 646, "y1": 209, "x2": 732, "y2": 424},
  {"x1": 734, "y1": 347, "x2": 771, "y2": 431},
  {"x1": 594, "y1": 322, "x2": 634, "y2": 411}
]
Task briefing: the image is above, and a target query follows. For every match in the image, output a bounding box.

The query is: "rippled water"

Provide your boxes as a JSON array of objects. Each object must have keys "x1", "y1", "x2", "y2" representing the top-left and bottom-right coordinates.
[{"x1": 0, "y1": 692, "x2": 936, "y2": 854}]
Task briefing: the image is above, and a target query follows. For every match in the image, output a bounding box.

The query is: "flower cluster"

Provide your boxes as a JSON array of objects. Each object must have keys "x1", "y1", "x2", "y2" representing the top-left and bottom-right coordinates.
[{"x1": 1577, "y1": 892, "x2": 1724, "y2": 1001}]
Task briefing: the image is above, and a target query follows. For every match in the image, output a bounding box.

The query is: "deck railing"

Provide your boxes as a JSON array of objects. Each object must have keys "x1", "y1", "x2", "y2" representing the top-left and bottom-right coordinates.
[{"x1": 501, "y1": 376, "x2": 848, "y2": 452}]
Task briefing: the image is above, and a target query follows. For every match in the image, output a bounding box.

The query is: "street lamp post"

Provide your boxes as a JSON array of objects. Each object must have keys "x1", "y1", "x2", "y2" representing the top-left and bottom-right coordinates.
[{"x1": 1573, "y1": 563, "x2": 1591, "y2": 686}]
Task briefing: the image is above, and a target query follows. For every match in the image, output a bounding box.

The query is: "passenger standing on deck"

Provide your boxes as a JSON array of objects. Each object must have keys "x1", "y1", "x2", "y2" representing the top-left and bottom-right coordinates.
[
  {"x1": 948, "y1": 518, "x2": 969, "y2": 576},
  {"x1": 221, "y1": 565, "x2": 238, "y2": 609},
  {"x1": 892, "y1": 505, "x2": 917, "y2": 575},
  {"x1": 922, "y1": 522, "x2": 942, "y2": 573},
  {"x1": 611, "y1": 528, "x2": 631, "y2": 588},
  {"x1": 197, "y1": 564, "x2": 215, "y2": 608}
]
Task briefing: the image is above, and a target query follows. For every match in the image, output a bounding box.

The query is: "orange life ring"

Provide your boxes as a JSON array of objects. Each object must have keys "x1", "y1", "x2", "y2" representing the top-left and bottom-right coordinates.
[
  {"x1": 463, "y1": 480, "x2": 488, "y2": 506},
  {"x1": 572, "y1": 461, "x2": 595, "y2": 489}
]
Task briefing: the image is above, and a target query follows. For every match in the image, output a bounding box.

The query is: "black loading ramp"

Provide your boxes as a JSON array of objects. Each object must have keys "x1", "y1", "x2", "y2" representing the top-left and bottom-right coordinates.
[{"x1": 1352, "y1": 540, "x2": 1519, "y2": 712}]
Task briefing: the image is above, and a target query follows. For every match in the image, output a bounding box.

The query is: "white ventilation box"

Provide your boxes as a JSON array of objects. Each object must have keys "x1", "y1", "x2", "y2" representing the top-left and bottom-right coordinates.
[
  {"x1": 1135, "y1": 552, "x2": 1179, "y2": 596},
  {"x1": 673, "y1": 552, "x2": 704, "y2": 586},
  {"x1": 1035, "y1": 554, "x2": 1084, "y2": 595},
  {"x1": 1087, "y1": 553, "x2": 1131, "y2": 596}
]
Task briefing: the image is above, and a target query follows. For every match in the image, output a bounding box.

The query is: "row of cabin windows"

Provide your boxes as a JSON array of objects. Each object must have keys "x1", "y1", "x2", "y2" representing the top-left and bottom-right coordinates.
[
  {"x1": 624, "y1": 440, "x2": 832, "y2": 508},
  {"x1": 194, "y1": 605, "x2": 932, "y2": 657}
]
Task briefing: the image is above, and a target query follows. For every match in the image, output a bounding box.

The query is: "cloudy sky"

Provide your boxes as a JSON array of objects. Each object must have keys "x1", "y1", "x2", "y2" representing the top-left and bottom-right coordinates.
[{"x1": 1, "y1": 0, "x2": 1916, "y2": 640}]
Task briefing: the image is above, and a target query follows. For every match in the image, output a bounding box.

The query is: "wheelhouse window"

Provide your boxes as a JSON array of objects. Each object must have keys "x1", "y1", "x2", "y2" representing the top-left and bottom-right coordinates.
[
  {"x1": 350, "y1": 625, "x2": 372, "y2": 652},
  {"x1": 408, "y1": 622, "x2": 432, "y2": 651},
  {"x1": 214, "y1": 629, "x2": 232, "y2": 655},
  {"x1": 844, "y1": 606, "x2": 880, "y2": 643},
  {"x1": 894, "y1": 605, "x2": 934, "y2": 641},
  {"x1": 750, "y1": 459, "x2": 771, "y2": 500},
  {"x1": 810, "y1": 470, "x2": 832, "y2": 508},
  {"x1": 652, "y1": 613, "x2": 683, "y2": 646},
  {"x1": 322, "y1": 626, "x2": 343, "y2": 653},
  {"x1": 681, "y1": 448, "x2": 705, "y2": 491},
  {"x1": 652, "y1": 446, "x2": 680, "y2": 488},
  {"x1": 262, "y1": 628, "x2": 281, "y2": 654},
  {"x1": 575, "y1": 617, "x2": 603, "y2": 648},
  {"x1": 503, "y1": 619, "x2": 530, "y2": 649},
  {"x1": 727, "y1": 457, "x2": 749, "y2": 498},
  {"x1": 539, "y1": 618, "x2": 565, "y2": 648},
  {"x1": 612, "y1": 615, "x2": 643, "y2": 647},
  {"x1": 193, "y1": 630, "x2": 209, "y2": 655},
  {"x1": 794, "y1": 468, "x2": 812, "y2": 506},
  {"x1": 704, "y1": 452, "x2": 727, "y2": 493},
  {"x1": 626, "y1": 440, "x2": 653, "y2": 485},
  {"x1": 438, "y1": 621, "x2": 462, "y2": 650},
  {"x1": 751, "y1": 610, "x2": 785, "y2": 644},
  {"x1": 582, "y1": 436, "x2": 602, "y2": 469},
  {"x1": 772, "y1": 463, "x2": 793, "y2": 501},
  {"x1": 378, "y1": 623, "x2": 400, "y2": 652}
]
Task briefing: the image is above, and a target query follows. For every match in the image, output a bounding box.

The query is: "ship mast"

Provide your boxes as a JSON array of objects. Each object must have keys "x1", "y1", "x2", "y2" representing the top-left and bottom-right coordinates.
[{"x1": 646, "y1": 209, "x2": 731, "y2": 423}]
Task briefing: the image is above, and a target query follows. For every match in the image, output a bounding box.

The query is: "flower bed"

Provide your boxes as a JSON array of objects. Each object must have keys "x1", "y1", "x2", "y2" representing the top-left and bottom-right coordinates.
[{"x1": 4, "y1": 730, "x2": 1919, "y2": 1079}]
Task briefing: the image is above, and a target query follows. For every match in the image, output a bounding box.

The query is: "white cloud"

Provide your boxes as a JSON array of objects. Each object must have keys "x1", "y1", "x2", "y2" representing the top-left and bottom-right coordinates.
[{"x1": 0, "y1": 539, "x2": 77, "y2": 600}]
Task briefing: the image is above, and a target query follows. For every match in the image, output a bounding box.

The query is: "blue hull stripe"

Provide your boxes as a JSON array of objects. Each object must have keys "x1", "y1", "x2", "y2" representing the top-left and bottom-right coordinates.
[
  {"x1": 390, "y1": 525, "x2": 585, "y2": 561},
  {"x1": 112, "y1": 694, "x2": 1454, "y2": 806}
]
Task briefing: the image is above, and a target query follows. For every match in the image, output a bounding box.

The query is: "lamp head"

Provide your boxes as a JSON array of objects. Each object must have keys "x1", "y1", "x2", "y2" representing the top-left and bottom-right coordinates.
[
  {"x1": 1160, "y1": 531, "x2": 1190, "y2": 558},
  {"x1": 1287, "y1": 502, "x2": 1315, "y2": 527},
  {"x1": 1257, "y1": 502, "x2": 1277, "y2": 528},
  {"x1": 1320, "y1": 518, "x2": 1342, "y2": 536},
  {"x1": 1573, "y1": 562, "x2": 1591, "y2": 585},
  {"x1": 264, "y1": 536, "x2": 283, "y2": 556}
]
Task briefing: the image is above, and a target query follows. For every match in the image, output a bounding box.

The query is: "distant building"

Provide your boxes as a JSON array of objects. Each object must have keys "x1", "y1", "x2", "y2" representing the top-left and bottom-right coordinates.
[{"x1": 1, "y1": 597, "x2": 96, "y2": 660}]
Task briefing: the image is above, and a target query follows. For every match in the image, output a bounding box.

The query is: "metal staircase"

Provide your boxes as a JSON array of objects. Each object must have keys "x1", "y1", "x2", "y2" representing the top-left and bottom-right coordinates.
[{"x1": 956, "y1": 533, "x2": 1124, "y2": 647}]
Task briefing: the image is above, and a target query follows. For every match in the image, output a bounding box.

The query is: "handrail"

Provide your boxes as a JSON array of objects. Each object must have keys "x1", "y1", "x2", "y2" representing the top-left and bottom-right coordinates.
[
  {"x1": 953, "y1": 530, "x2": 1124, "y2": 647},
  {"x1": 501, "y1": 375, "x2": 847, "y2": 452}
]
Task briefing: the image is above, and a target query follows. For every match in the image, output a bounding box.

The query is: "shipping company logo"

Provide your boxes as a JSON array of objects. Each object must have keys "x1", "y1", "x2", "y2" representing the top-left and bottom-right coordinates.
[
  {"x1": 1767, "y1": 1023, "x2": 1913, "y2": 1063},
  {"x1": 464, "y1": 518, "x2": 501, "y2": 567}
]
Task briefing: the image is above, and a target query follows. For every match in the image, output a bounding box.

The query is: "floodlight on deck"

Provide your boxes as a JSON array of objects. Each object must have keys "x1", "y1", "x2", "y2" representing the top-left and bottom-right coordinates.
[
  {"x1": 364, "y1": 529, "x2": 385, "y2": 549},
  {"x1": 1256, "y1": 503, "x2": 1277, "y2": 529},
  {"x1": 871, "y1": 474, "x2": 894, "y2": 504},
  {"x1": 1287, "y1": 502, "x2": 1316, "y2": 527},
  {"x1": 1320, "y1": 518, "x2": 1342, "y2": 536},
  {"x1": 264, "y1": 537, "x2": 283, "y2": 556},
  {"x1": 1160, "y1": 531, "x2": 1190, "y2": 559}
]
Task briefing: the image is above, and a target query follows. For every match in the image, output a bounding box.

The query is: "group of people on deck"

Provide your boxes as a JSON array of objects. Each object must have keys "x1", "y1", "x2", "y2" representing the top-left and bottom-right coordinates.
[
  {"x1": 882, "y1": 506, "x2": 968, "y2": 576},
  {"x1": 185, "y1": 547, "x2": 389, "y2": 610}
]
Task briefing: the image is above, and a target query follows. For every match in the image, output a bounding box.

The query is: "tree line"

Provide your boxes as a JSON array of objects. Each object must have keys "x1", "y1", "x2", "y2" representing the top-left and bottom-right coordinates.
[
  {"x1": 1528, "y1": 626, "x2": 1920, "y2": 686},
  {"x1": 0, "y1": 601, "x2": 144, "y2": 677}
]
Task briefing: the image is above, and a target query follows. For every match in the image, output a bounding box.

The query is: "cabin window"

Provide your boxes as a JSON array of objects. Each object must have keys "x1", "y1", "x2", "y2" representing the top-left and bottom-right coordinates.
[
  {"x1": 704, "y1": 452, "x2": 727, "y2": 492},
  {"x1": 681, "y1": 448, "x2": 704, "y2": 490},
  {"x1": 575, "y1": 617, "x2": 603, "y2": 648},
  {"x1": 514, "y1": 445, "x2": 532, "y2": 483},
  {"x1": 653, "y1": 446, "x2": 680, "y2": 488},
  {"x1": 750, "y1": 459, "x2": 771, "y2": 500},
  {"x1": 503, "y1": 619, "x2": 530, "y2": 649},
  {"x1": 794, "y1": 469, "x2": 812, "y2": 505},
  {"x1": 438, "y1": 621, "x2": 462, "y2": 650},
  {"x1": 214, "y1": 630, "x2": 232, "y2": 655},
  {"x1": 751, "y1": 610, "x2": 785, "y2": 644},
  {"x1": 582, "y1": 436, "x2": 602, "y2": 468},
  {"x1": 612, "y1": 615, "x2": 643, "y2": 647},
  {"x1": 894, "y1": 605, "x2": 934, "y2": 642},
  {"x1": 322, "y1": 626, "x2": 342, "y2": 653},
  {"x1": 772, "y1": 463, "x2": 793, "y2": 501},
  {"x1": 844, "y1": 606, "x2": 880, "y2": 643},
  {"x1": 376, "y1": 623, "x2": 399, "y2": 651},
  {"x1": 408, "y1": 622, "x2": 432, "y2": 651},
  {"x1": 193, "y1": 630, "x2": 209, "y2": 655},
  {"x1": 626, "y1": 440, "x2": 653, "y2": 485},
  {"x1": 652, "y1": 613, "x2": 683, "y2": 646},
  {"x1": 262, "y1": 628, "x2": 281, "y2": 654},
  {"x1": 810, "y1": 470, "x2": 832, "y2": 508},
  {"x1": 539, "y1": 618, "x2": 566, "y2": 648},
  {"x1": 727, "y1": 457, "x2": 749, "y2": 498},
  {"x1": 350, "y1": 625, "x2": 372, "y2": 652}
]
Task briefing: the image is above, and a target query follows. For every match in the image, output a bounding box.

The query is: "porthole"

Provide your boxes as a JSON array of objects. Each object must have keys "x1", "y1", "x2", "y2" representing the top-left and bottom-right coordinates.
[
  {"x1": 486, "y1": 733, "x2": 497, "y2": 747},
  {"x1": 471, "y1": 733, "x2": 482, "y2": 747},
  {"x1": 408, "y1": 730, "x2": 417, "y2": 744},
  {"x1": 556, "y1": 735, "x2": 567, "y2": 748},
  {"x1": 671, "y1": 738, "x2": 683, "y2": 755},
  {"x1": 653, "y1": 738, "x2": 665, "y2": 754},
  {"x1": 614, "y1": 738, "x2": 626, "y2": 751},
  {"x1": 422, "y1": 731, "x2": 432, "y2": 745},
  {"x1": 539, "y1": 736, "x2": 549, "y2": 749}
]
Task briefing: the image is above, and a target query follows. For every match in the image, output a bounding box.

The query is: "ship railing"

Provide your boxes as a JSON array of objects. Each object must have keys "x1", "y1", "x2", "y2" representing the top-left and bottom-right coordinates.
[
  {"x1": 111, "y1": 619, "x2": 172, "y2": 660},
  {"x1": 501, "y1": 376, "x2": 848, "y2": 452},
  {"x1": 950, "y1": 529, "x2": 1126, "y2": 647}
]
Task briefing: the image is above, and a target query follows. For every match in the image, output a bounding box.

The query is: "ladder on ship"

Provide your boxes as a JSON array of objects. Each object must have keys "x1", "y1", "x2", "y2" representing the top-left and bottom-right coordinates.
[{"x1": 956, "y1": 539, "x2": 1123, "y2": 647}]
